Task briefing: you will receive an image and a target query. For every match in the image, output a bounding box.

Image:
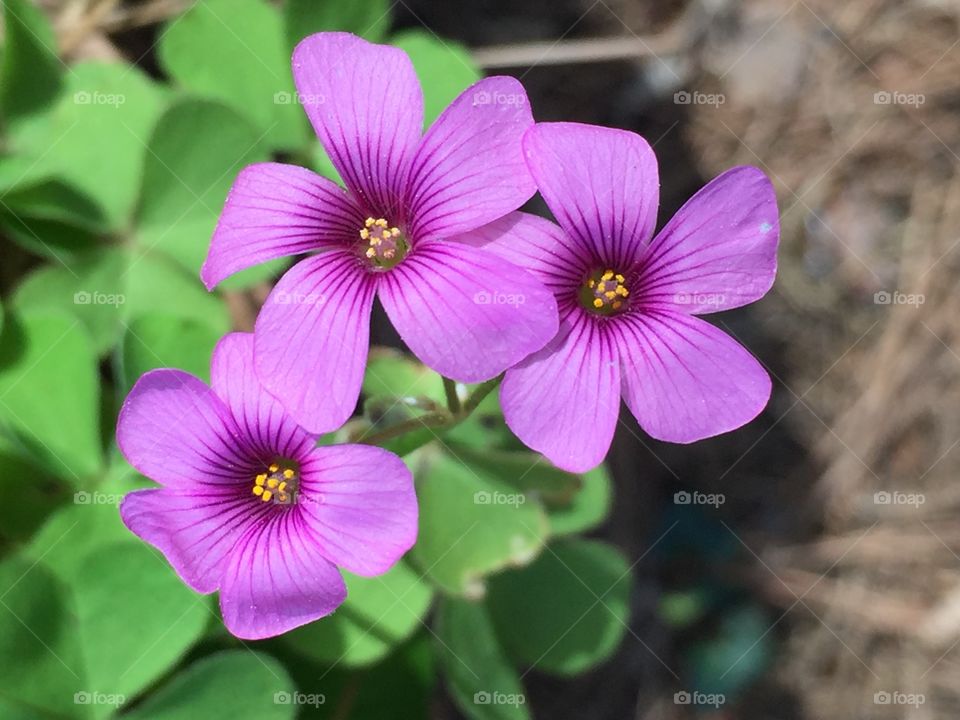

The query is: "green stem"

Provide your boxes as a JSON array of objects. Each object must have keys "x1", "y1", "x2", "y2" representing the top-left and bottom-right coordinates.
[
  {"x1": 442, "y1": 376, "x2": 461, "y2": 414},
  {"x1": 360, "y1": 374, "x2": 503, "y2": 446}
]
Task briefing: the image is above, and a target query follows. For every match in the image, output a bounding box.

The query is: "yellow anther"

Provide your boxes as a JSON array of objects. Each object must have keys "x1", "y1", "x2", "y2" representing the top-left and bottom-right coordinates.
[
  {"x1": 583, "y1": 268, "x2": 630, "y2": 314},
  {"x1": 251, "y1": 462, "x2": 299, "y2": 506},
  {"x1": 359, "y1": 217, "x2": 406, "y2": 267}
]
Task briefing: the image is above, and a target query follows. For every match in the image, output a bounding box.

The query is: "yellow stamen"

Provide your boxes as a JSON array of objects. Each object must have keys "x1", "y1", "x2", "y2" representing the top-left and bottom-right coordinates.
[
  {"x1": 251, "y1": 462, "x2": 300, "y2": 505},
  {"x1": 582, "y1": 268, "x2": 630, "y2": 314}
]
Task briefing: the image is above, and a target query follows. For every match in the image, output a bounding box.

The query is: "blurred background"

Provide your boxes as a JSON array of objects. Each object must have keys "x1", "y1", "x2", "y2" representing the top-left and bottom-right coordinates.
[{"x1": 1, "y1": 0, "x2": 957, "y2": 718}]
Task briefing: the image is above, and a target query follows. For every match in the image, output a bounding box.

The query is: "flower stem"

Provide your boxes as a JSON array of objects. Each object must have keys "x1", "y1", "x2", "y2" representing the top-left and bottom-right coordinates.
[
  {"x1": 442, "y1": 376, "x2": 461, "y2": 414},
  {"x1": 360, "y1": 374, "x2": 503, "y2": 447}
]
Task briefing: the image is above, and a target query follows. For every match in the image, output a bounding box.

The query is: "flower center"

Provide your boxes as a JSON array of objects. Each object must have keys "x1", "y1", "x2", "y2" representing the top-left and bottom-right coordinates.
[
  {"x1": 579, "y1": 268, "x2": 630, "y2": 315},
  {"x1": 252, "y1": 462, "x2": 299, "y2": 505},
  {"x1": 360, "y1": 217, "x2": 408, "y2": 269}
]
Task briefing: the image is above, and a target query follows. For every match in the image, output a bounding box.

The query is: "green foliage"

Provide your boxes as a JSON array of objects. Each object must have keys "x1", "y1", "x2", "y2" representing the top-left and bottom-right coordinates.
[
  {"x1": 437, "y1": 599, "x2": 530, "y2": 720},
  {"x1": 0, "y1": 0, "x2": 62, "y2": 126},
  {"x1": 135, "y1": 99, "x2": 275, "y2": 284},
  {"x1": 123, "y1": 651, "x2": 296, "y2": 720},
  {"x1": 410, "y1": 449, "x2": 550, "y2": 597},
  {"x1": 8, "y1": 62, "x2": 167, "y2": 232},
  {"x1": 159, "y1": 0, "x2": 306, "y2": 152},
  {"x1": 284, "y1": 0, "x2": 391, "y2": 51},
  {"x1": 283, "y1": 561, "x2": 433, "y2": 667},
  {"x1": 486, "y1": 539, "x2": 632, "y2": 675},
  {"x1": 0, "y1": 2, "x2": 641, "y2": 717},
  {"x1": 0, "y1": 311, "x2": 102, "y2": 483}
]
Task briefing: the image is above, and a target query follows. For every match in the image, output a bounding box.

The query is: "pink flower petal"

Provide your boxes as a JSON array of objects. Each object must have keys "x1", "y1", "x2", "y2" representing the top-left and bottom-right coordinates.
[
  {"x1": 522, "y1": 122, "x2": 660, "y2": 269},
  {"x1": 116, "y1": 370, "x2": 248, "y2": 490},
  {"x1": 293, "y1": 32, "x2": 423, "y2": 214},
  {"x1": 501, "y1": 309, "x2": 621, "y2": 472},
  {"x1": 219, "y1": 513, "x2": 347, "y2": 639},
  {"x1": 639, "y1": 166, "x2": 779, "y2": 313},
  {"x1": 210, "y1": 333, "x2": 315, "y2": 462},
  {"x1": 120, "y1": 487, "x2": 256, "y2": 594},
  {"x1": 254, "y1": 251, "x2": 376, "y2": 434},
  {"x1": 201, "y1": 163, "x2": 364, "y2": 289},
  {"x1": 379, "y1": 242, "x2": 559, "y2": 382},
  {"x1": 298, "y1": 444, "x2": 417, "y2": 576},
  {"x1": 614, "y1": 311, "x2": 771, "y2": 442},
  {"x1": 460, "y1": 211, "x2": 588, "y2": 295},
  {"x1": 405, "y1": 77, "x2": 535, "y2": 240}
]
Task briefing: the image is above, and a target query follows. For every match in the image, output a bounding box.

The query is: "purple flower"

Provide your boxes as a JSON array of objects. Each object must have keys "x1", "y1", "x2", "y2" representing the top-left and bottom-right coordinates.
[
  {"x1": 472, "y1": 122, "x2": 779, "y2": 472},
  {"x1": 117, "y1": 332, "x2": 417, "y2": 640},
  {"x1": 201, "y1": 32, "x2": 558, "y2": 433}
]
